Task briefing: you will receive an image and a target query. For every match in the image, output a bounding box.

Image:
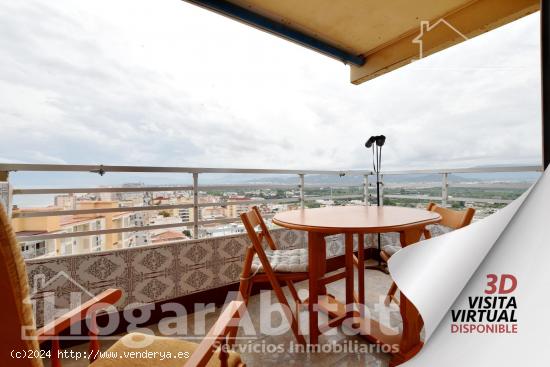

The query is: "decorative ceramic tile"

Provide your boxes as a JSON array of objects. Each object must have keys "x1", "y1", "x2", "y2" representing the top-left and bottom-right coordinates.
[
  {"x1": 282, "y1": 230, "x2": 299, "y2": 247},
  {"x1": 140, "y1": 250, "x2": 169, "y2": 272},
  {"x1": 220, "y1": 262, "x2": 242, "y2": 283},
  {"x1": 132, "y1": 247, "x2": 172, "y2": 274},
  {"x1": 222, "y1": 237, "x2": 244, "y2": 257},
  {"x1": 185, "y1": 243, "x2": 208, "y2": 263},
  {"x1": 27, "y1": 264, "x2": 61, "y2": 289},
  {"x1": 272, "y1": 229, "x2": 305, "y2": 250},
  {"x1": 24, "y1": 228, "x2": 348, "y2": 327},
  {"x1": 134, "y1": 277, "x2": 174, "y2": 303},
  {"x1": 87, "y1": 257, "x2": 118, "y2": 280},
  {"x1": 27, "y1": 263, "x2": 94, "y2": 327},
  {"x1": 178, "y1": 240, "x2": 212, "y2": 268},
  {"x1": 179, "y1": 267, "x2": 215, "y2": 295},
  {"x1": 76, "y1": 253, "x2": 126, "y2": 285},
  {"x1": 185, "y1": 270, "x2": 209, "y2": 289}
]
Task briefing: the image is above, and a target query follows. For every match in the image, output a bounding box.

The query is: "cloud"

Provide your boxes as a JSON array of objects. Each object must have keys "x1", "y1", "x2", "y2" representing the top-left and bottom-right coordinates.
[{"x1": 0, "y1": 0, "x2": 543, "y2": 176}]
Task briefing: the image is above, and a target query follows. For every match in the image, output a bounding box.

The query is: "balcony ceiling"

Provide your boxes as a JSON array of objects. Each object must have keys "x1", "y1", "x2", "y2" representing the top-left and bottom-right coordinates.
[{"x1": 184, "y1": 0, "x2": 540, "y2": 84}]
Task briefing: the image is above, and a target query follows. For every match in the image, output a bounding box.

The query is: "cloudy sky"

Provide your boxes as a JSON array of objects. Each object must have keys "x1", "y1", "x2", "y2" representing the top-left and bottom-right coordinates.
[{"x1": 0, "y1": 0, "x2": 543, "y2": 175}]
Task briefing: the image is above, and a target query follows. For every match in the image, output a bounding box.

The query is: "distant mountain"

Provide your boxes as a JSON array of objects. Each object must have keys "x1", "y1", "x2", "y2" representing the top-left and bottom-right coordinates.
[
  {"x1": 242, "y1": 171, "x2": 540, "y2": 186},
  {"x1": 456, "y1": 172, "x2": 540, "y2": 182},
  {"x1": 243, "y1": 174, "x2": 475, "y2": 185}
]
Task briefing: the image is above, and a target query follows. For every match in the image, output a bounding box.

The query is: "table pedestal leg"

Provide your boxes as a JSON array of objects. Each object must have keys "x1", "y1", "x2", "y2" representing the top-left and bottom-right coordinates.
[
  {"x1": 307, "y1": 232, "x2": 327, "y2": 346},
  {"x1": 312, "y1": 230, "x2": 417, "y2": 356},
  {"x1": 345, "y1": 233, "x2": 355, "y2": 319},
  {"x1": 357, "y1": 233, "x2": 365, "y2": 317},
  {"x1": 390, "y1": 227, "x2": 425, "y2": 367}
]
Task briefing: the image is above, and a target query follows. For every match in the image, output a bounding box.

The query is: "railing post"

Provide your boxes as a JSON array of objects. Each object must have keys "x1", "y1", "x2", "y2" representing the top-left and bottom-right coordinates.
[
  {"x1": 363, "y1": 175, "x2": 369, "y2": 205},
  {"x1": 442, "y1": 173, "x2": 449, "y2": 207},
  {"x1": 0, "y1": 171, "x2": 11, "y2": 217},
  {"x1": 192, "y1": 173, "x2": 199, "y2": 239},
  {"x1": 299, "y1": 174, "x2": 305, "y2": 209}
]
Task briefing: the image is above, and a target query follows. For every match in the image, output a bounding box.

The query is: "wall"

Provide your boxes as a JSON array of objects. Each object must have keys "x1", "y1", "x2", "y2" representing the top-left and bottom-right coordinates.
[{"x1": 27, "y1": 228, "x2": 381, "y2": 327}]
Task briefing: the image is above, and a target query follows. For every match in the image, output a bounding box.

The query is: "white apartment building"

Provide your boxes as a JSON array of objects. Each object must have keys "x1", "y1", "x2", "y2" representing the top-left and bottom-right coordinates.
[
  {"x1": 60, "y1": 216, "x2": 106, "y2": 255},
  {"x1": 19, "y1": 236, "x2": 57, "y2": 259},
  {"x1": 113, "y1": 212, "x2": 151, "y2": 248},
  {"x1": 54, "y1": 195, "x2": 75, "y2": 210}
]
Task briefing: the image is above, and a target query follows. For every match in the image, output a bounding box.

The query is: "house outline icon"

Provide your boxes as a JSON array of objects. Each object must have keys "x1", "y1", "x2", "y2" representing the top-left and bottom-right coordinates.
[
  {"x1": 412, "y1": 19, "x2": 468, "y2": 60},
  {"x1": 22, "y1": 271, "x2": 98, "y2": 339},
  {"x1": 31, "y1": 271, "x2": 95, "y2": 299}
]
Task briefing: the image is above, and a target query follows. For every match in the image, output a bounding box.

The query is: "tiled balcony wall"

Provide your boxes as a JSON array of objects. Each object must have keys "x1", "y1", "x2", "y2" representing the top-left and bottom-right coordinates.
[{"x1": 26, "y1": 229, "x2": 391, "y2": 327}]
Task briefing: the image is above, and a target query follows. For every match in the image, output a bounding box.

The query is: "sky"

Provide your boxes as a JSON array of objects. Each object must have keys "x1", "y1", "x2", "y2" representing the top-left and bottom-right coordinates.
[{"x1": 0, "y1": 0, "x2": 543, "y2": 178}]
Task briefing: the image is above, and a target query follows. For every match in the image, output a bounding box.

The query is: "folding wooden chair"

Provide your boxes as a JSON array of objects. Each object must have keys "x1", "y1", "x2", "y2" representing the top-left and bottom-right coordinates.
[
  {"x1": 233, "y1": 206, "x2": 308, "y2": 345},
  {"x1": 381, "y1": 202, "x2": 475, "y2": 305}
]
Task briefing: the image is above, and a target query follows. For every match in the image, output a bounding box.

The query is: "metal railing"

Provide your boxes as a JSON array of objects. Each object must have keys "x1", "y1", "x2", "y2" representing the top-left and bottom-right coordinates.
[
  {"x1": 379, "y1": 165, "x2": 542, "y2": 206},
  {"x1": 0, "y1": 164, "x2": 371, "y2": 243},
  {"x1": 0, "y1": 163, "x2": 543, "y2": 245}
]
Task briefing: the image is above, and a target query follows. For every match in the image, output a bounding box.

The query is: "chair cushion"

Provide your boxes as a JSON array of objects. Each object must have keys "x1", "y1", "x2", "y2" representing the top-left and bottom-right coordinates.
[
  {"x1": 382, "y1": 244, "x2": 402, "y2": 257},
  {"x1": 382, "y1": 224, "x2": 454, "y2": 258},
  {"x1": 380, "y1": 232, "x2": 401, "y2": 248},
  {"x1": 425, "y1": 224, "x2": 453, "y2": 237},
  {"x1": 251, "y1": 248, "x2": 308, "y2": 273},
  {"x1": 91, "y1": 332, "x2": 242, "y2": 367}
]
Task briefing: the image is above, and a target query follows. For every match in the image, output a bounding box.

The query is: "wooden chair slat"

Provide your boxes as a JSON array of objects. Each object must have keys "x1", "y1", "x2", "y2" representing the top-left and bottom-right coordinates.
[{"x1": 428, "y1": 203, "x2": 475, "y2": 229}]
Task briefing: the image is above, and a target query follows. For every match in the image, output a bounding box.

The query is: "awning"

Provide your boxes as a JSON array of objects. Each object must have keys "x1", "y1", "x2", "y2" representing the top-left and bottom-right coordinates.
[
  {"x1": 183, "y1": 0, "x2": 539, "y2": 84},
  {"x1": 183, "y1": 0, "x2": 548, "y2": 169}
]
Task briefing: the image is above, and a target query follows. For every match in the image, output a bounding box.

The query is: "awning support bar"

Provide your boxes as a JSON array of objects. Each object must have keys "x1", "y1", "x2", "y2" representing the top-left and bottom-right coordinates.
[{"x1": 182, "y1": 0, "x2": 366, "y2": 66}]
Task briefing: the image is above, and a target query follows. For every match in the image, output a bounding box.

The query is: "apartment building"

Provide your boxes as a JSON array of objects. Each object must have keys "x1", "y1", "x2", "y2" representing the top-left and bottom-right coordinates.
[
  {"x1": 14, "y1": 200, "x2": 127, "y2": 257},
  {"x1": 223, "y1": 196, "x2": 255, "y2": 218},
  {"x1": 11, "y1": 207, "x2": 62, "y2": 259},
  {"x1": 54, "y1": 194, "x2": 75, "y2": 209},
  {"x1": 112, "y1": 212, "x2": 151, "y2": 248}
]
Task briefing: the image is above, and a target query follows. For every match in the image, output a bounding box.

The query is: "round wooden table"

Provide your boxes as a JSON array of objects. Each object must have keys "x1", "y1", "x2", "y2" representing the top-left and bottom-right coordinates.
[{"x1": 273, "y1": 205, "x2": 441, "y2": 366}]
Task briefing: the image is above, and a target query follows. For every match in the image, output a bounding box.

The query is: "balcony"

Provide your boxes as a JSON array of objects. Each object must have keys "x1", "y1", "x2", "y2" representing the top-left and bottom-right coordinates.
[
  {"x1": 0, "y1": 163, "x2": 541, "y2": 366},
  {"x1": 1, "y1": 0, "x2": 548, "y2": 364}
]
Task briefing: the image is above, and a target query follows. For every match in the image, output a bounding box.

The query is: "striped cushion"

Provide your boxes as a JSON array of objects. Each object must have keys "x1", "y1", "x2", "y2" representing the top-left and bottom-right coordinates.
[
  {"x1": 382, "y1": 244, "x2": 402, "y2": 257},
  {"x1": 382, "y1": 224, "x2": 454, "y2": 257},
  {"x1": 425, "y1": 224, "x2": 453, "y2": 237},
  {"x1": 251, "y1": 248, "x2": 308, "y2": 273}
]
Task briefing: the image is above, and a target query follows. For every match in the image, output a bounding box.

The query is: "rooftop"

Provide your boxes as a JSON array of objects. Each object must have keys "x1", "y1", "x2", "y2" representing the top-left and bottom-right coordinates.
[{"x1": 152, "y1": 230, "x2": 188, "y2": 243}]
